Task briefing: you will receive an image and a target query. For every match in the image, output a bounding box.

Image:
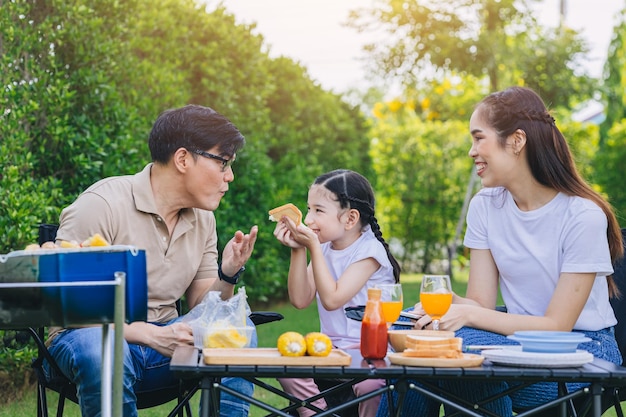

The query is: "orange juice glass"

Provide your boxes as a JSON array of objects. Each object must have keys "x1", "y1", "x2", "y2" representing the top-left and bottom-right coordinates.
[
  {"x1": 376, "y1": 283, "x2": 403, "y2": 325},
  {"x1": 419, "y1": 292, "x2": 452, "y2": 319},
  {"x1": 419, "y1": 275, "x2": 452, "y2": 330},
  {"x1": 381, "y1": 300, "x2": 403, "y2": 323}
]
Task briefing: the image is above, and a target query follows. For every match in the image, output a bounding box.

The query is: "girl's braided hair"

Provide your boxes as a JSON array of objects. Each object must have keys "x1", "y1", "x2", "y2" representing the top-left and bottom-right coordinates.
[{"x1": 314, "y1": 169, "x2": 401, "y2": 282}]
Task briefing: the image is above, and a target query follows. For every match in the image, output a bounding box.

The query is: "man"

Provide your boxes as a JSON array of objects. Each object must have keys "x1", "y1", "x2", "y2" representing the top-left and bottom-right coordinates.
[{"x1": 46, "y1": 105, "x2": 258, "y2": 416}]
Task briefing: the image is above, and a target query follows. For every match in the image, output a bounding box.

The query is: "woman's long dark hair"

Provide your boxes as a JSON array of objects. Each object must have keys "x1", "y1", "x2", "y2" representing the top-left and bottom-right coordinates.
[
  {"x1": 477, "y1": 86, "x2": 623, "y2": 295},
  {"x1": 314, "y1": 169, "x2": 401, "y2": 283}
]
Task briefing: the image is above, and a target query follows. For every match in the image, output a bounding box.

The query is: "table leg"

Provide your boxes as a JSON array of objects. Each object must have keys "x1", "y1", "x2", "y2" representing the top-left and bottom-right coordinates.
[
  {"x1": 101, "y1": 324, "x2": 113, "y2": 417},
  {"x1": 113, "y1": 271, "x2": 125, "y2": 417},
  {"x1": 100, "y1": 271, "x2": 125, "y2": 417},
  {"x1": 200, "y1": 377, "x2": 223, "y2": 417},
  {"x1": 201, "y1": 393, "x2": 211, "y2": 417},
  {"x1": 557, "y1": 382, "x2": 567, "y2": 417},
  {"x1": 392, "y1": 379, "x2": 408, "y2": 417},
  {"x1": 591, "y1": 383, "x2": 602, "y2": 417}
]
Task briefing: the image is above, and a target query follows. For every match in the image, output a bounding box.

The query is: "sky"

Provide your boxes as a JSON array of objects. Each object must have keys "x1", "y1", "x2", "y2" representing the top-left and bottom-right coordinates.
[{"x1": 211, "y1": 0, "x2": 625, "y2": 94}]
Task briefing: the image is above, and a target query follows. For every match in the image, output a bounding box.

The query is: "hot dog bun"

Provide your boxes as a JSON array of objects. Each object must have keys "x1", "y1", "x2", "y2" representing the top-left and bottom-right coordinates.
[{"x1": 268, "y1": 203, "x2": 302, "y2": 225}]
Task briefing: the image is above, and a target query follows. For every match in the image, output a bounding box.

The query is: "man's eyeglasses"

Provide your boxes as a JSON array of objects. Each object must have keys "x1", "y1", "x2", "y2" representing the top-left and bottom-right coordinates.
[{"x1": 191, "y1": 149, "x2": 235, "y2": 172}]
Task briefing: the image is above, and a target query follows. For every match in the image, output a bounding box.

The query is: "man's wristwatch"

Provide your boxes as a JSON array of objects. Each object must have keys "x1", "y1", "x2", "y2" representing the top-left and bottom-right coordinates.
[{"x1": 218, "y1": 263, "x2": 245, "y2": 285}]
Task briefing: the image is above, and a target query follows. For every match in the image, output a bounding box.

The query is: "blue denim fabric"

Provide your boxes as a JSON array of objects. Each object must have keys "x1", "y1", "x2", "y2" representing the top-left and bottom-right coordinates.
[
  {"x1": 45, "y1": 317, "x2": 257, "y2": 417},
  {"x1": 376, "y1": 310, "x2": 622, "y2": 416}
]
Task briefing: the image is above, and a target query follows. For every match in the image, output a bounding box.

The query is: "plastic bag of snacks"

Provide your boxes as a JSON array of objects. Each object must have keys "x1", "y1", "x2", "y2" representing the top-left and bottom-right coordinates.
[{"x1": 182, "y1": 287, "x2": 254, "y2": 349}]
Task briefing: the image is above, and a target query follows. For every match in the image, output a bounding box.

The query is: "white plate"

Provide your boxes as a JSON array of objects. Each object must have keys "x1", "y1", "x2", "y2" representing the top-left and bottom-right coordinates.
[{"x1": 481, "y1": 347, "x2": 593, "y2": 368}]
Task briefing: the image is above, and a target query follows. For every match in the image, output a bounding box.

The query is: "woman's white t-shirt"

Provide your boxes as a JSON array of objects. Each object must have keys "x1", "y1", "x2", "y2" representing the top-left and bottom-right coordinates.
[
  {"x1": 463, "y1": 187, "x2": 616, "y2": 331},
  {"x1": 317, "y1": 226, "x2": 395, "y2": 348}
]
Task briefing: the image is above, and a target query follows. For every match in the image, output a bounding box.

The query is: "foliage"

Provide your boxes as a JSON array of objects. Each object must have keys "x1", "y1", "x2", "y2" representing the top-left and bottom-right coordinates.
[
  {"x1": 596, "y1": 10, "x2": 626, "y2": 222},
  {"x1": 593, "y1": 121, "x2": 626, "y2": 224},
  {"x1": 369, "y1": 102, "x2": 473, "y2": 273},
  {"x1": 0, "y1": 331, "x2": 36, "y2": 404},
  {"x1": 1, "y1": 0, "x2": 151, "y2": 250},
  {"x1": 514, "y1": 24, "x2": 598, "y2": 110},
  {"x1": 551, "y1": 108, "x2": 600, "y2": 183},
  {"x1": 2, "y1": 1, "x2": 81, "y2": 246},
  {"x1": 347, "y1": 0, "x2": 596, "y2": 107},
  {"x1": 0, "y1": 0, "x2": 370, "y2": 304},
  {"x1": 384, "y1": 73, "x2": 488, "y2": 122},
  {"x1": 600, "y1": 9, "x2": 626, "y2": 143}
]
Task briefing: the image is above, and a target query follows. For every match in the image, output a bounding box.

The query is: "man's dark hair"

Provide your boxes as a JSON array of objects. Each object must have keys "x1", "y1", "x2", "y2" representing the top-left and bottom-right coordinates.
[{"x1": 148, "y1": 104, "x2": 245, "y2": 163}]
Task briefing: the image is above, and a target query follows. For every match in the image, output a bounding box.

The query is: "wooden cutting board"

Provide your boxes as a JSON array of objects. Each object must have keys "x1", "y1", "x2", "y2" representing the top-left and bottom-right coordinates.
[
  {"x1": 203, "y1": 348, "x2": 352, "y2": 366},
  {"x1": 388, "y1": 352, "x2": 484, "y2": 368}
]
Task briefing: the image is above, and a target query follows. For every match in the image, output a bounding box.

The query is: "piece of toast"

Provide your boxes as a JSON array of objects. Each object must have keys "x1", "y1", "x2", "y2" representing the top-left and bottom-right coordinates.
[
  {"x1": 268, "y1": 203, "x2": 302, "y2": 225},
  {"x1": 403, "y1": 336, "x2": 463, "y2": 359}
]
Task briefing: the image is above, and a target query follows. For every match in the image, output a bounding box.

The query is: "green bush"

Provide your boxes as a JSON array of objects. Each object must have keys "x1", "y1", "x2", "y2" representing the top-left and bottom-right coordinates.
[
  {"x1": 0, "y1": 331, "x2": 36, "y2": 404},
  {"x1": 0, "y1": 0, "x2": 370, "y2": 302}
]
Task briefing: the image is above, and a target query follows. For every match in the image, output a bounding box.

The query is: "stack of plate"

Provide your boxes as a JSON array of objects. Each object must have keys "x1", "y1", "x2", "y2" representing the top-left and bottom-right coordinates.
[{"x1": 481, "y1": 331, "x2": 593, "y2": 368}]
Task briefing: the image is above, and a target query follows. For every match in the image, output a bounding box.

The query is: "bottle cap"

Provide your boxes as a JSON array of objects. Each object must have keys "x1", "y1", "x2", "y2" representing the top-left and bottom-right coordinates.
[{"x1": 367, "y1": 287, "x2": 381, "y2": 300}]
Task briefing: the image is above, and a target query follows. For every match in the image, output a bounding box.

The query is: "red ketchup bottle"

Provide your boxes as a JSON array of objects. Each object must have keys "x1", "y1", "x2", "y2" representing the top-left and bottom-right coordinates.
[{"x1": 360, "y1": 287, "x2": 388, "y2": 360}]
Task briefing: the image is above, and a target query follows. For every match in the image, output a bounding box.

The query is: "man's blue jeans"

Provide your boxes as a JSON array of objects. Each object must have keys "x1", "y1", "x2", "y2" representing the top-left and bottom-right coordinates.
[{"x1": 45, "y1": 321, "x2": 257, "y2": 417}]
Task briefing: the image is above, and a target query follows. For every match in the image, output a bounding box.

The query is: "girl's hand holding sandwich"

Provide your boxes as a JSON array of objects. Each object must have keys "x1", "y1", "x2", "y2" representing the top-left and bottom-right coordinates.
[{"x1": 273, "y1": 217, "x2": 318, "y2": 250}]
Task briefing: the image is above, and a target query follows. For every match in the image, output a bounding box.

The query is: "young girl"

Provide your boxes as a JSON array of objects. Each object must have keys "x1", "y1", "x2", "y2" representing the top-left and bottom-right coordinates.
[
  {"x1": 273, "y1": 169, "x2": 401, "y2": 417},
  {"x1": 377, "y1": 86, "x2": 624, "y2": 416}
]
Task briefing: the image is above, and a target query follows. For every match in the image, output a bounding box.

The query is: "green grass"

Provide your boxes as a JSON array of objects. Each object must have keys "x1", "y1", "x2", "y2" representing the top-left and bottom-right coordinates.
[{"x1": 1, "y1": 273, "x2": 619, "y2": 416}]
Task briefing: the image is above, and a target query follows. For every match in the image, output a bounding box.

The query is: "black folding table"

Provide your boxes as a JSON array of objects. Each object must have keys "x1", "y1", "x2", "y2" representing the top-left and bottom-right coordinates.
[{"x1": 170, "y1": 346, "x2": 626, "y2": 417}]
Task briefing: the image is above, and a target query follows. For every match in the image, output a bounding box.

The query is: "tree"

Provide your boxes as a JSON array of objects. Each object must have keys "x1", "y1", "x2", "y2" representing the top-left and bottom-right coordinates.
[
  {"x1": 593, "y1": 121, "x2": 626, "y2": 223},
  {"x1": 594, "y1": 9, "x2": 626, "y2": 221},
  {"x1": 0, "y1": 0, "x2": 371, "y2": 303},
  {"x1": 1, "y1": 0, "x2": 141, "y2": 250},
  {"x1": 347, "y1": 0, "x2": 595, "y2": 107},
  {"x1": 369, "y1": 101, "x2": 472, "y2": 274},
  {"x1": 600, "y1": 9, "x2": 626, "y2": 144}
]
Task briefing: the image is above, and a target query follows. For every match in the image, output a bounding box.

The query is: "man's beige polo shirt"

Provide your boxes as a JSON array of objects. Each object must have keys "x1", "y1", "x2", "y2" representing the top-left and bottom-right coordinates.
[{"x1": 55, "y1": 163, "x2": 219, "y2": 324}]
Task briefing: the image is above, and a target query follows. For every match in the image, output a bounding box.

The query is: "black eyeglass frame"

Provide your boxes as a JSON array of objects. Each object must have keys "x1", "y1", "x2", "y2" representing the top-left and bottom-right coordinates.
[{"x1": 190, "y1": 149, "x2": 235, "y2": 172}]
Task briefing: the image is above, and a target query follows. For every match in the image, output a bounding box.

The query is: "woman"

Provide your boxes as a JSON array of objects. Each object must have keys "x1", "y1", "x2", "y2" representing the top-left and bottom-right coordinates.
[{"x1": 378, "y1": 86, "x2": 624, "y2": 416}]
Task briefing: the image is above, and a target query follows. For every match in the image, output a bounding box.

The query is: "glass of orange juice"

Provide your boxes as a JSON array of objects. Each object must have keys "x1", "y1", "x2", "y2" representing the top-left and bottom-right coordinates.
[
  {"x1": 420, "y1": 275, "x2": 452, "y2": 330},
  {"x1": 377, "y1": 283, "x2": 403, "y2": 325}
]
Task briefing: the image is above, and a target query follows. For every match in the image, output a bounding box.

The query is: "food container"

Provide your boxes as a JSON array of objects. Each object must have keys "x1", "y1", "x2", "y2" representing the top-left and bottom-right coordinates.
[
  {"x1": 193, "y1": 322, "x2": 254, "y2": 349},
  {"x1": 0, "y1": 246, "x2": 147, "y2": 328}
]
